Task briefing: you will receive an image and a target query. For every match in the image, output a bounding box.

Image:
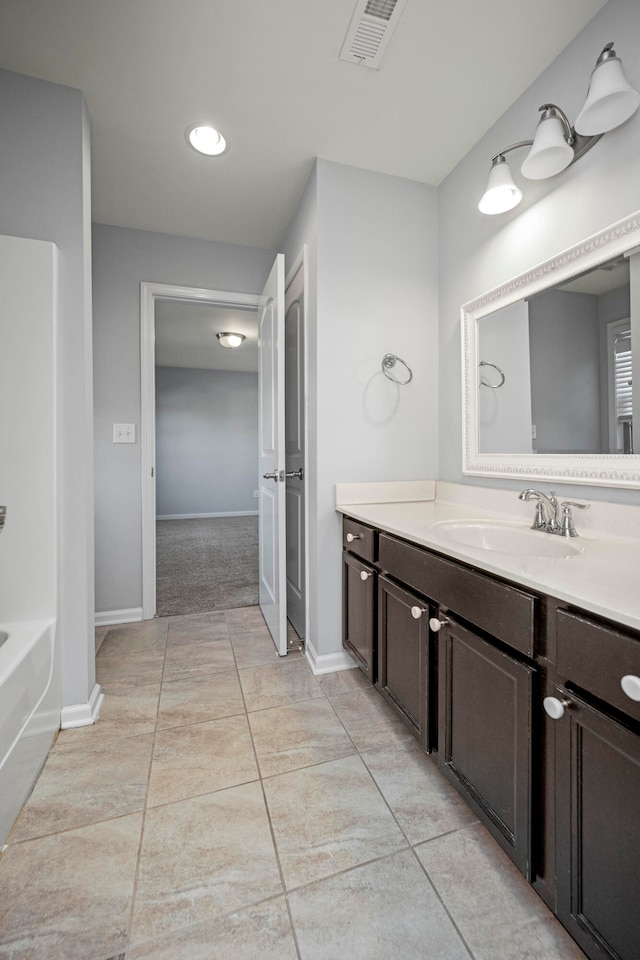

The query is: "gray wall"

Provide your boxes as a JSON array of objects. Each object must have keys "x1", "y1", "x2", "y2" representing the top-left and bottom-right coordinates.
[
  {"x1": 0, "y1": 70, "x2": 94, "y2": 710},
  {"x1": 438, "y1": 0, "x2": 640, "y2": 504},
  {"x1": 283, "y1": 159, "x2": 439, "y2": 663},
  {"x1": 92, "y1": 223, "x2": 275, "y2": 615},
  {"x1": 478, "y1": 300, "x2": 533, "y2": 454},
  {"x1": 529, "y1": 290, "x2": 601, "y2": 453},
  {"x1": 155, "y1": 367, "x2": 258, "y2": 517}
]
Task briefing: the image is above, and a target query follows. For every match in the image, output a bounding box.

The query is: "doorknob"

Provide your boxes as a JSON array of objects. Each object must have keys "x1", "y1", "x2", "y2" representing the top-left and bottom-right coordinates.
[
  {"x1": 285, "y1": 468, "x2": 304, "y2": 480},
  {"x1": 262, "y1": 471, "x2": 279, "y2": 481}
]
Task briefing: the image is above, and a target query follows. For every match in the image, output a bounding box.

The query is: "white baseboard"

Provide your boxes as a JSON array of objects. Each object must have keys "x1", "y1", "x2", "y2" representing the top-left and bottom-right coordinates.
[
  {"x1": 60, "y1": 683, "x2": 105, "y2": 729},
  {"x1": 95, "y1": 607, "x2": 143, "y2": 627},
  {"x1": 157, "y1": 511, "x2": 258, "y2": 520},
  {"x1": 304, "y1": 637, "x2": 357, "y2": 675}
]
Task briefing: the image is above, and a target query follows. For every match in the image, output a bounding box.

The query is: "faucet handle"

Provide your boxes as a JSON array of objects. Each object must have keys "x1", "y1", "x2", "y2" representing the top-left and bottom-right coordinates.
[{"x1": 559, "y1": 500, "x2": 589, "y2": 538}]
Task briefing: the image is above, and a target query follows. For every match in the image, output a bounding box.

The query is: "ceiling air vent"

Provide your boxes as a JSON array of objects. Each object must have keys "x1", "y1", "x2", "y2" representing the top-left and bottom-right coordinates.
[{"x1": 339, "y1": 0, "x2": 408, "y2": 69}]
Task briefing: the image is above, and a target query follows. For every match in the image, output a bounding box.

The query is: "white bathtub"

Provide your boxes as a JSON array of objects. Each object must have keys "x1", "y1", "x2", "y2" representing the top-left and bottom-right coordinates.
[{"x1": 0, "y1": 619, "x2": 60, "y2": 845}]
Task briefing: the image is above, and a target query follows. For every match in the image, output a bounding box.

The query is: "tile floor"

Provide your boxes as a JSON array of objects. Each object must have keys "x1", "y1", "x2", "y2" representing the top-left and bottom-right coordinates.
[{"x1": 0, "y1": 607, "x2": 588, "y2": 959}]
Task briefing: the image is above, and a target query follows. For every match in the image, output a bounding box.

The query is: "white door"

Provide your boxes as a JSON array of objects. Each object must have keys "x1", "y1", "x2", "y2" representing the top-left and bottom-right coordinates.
[
  {"x1": 258, "y1": 254, "x2": 287, "y2": 655},
  {"x1": 285, "y1": 264, "x2": 306, "y2": 638}
]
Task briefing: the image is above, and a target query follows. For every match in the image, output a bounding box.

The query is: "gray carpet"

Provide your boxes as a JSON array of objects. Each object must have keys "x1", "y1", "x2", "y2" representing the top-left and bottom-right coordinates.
[{"x1": 156, "y1": 516, "x2": 259, "y2": 617}]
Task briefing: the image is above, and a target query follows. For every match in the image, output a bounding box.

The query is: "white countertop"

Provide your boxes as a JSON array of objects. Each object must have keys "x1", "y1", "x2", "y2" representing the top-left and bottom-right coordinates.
[{"x1": 336, "y1": 495, "x2": 640, "y2": 633}]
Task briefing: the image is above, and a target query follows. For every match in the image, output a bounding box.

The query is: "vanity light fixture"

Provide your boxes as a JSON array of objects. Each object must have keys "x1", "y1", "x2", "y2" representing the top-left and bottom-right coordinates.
[
  {"x1": 478, "y1": 42, "x2": 640, "y2": 215},
  {"x1": 216, "y1": 332, "x2": 245, "y2": 349},
  {"x1": 186, "y1": 123, "x2": 228, "y2": 156}
]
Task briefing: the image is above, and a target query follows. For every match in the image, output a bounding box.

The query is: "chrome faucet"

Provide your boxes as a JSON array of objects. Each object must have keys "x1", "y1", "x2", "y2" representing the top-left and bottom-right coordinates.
[
  {"x1": 519, "y1": 490, "x2": 588, "y2": 536},
  {"x1": 519, "y1": 489, "x2": 560, "y2": 533}
]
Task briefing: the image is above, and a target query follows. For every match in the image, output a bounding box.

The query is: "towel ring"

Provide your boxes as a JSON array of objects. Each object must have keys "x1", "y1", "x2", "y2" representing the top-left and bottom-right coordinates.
[
  {"x1": 479, "y1": 360, "x2": 506, "y2": 389},
  {"x1": 382, "y1": 353, "x2": 413, "y2": 385}
]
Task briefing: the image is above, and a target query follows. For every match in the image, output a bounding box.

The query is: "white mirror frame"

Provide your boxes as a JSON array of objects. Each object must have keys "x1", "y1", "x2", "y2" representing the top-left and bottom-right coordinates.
[{"x1": 462, "y1": 209, "x2": 640, "y2": 488}]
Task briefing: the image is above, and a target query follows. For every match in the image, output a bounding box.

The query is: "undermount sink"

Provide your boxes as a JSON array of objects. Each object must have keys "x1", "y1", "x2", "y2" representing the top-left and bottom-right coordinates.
[{"x1": 429, "y1": 519, "x2": 583, "y2": 559}]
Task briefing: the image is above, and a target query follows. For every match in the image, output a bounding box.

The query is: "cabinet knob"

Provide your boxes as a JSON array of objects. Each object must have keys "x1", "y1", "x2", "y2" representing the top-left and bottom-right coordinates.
[
  {"x1": 428, "y1": 616, "x2": 448, "y2": 632},
  {"x1": 346, "y1": 532, "x2": 360, "y2": 543},
  {"x1": 621, "y1": 674, "x2": 640, "y2": 702},
  {"x1": 543, "y1": 696, "x2": 572, "y2": 720},
  {"x1": 411, "y1": 606, "x2": 426, "y2": 619},
  {"x1": 360, "y1": 570, "x2": 372, "y2": 581}
]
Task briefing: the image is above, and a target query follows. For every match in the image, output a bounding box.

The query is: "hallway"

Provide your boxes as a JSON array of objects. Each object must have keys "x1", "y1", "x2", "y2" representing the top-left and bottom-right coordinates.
[{"x1": 0, "y1": 609, "x2": 585, "y2": 959}]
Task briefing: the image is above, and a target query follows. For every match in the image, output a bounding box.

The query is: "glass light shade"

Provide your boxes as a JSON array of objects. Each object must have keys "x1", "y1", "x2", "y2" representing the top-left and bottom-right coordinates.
[
  {"x1": 575, "y1": 55, "x2": 640, "y2": 135},
  {"x1": 186, "y1": 124, "x2": 228, "y2": 156},
  {"x1": 216, "y1": 332, "x2": 245, "y2": 348},
  {"x1": 520, "y1": 114, "x2": 574, "y2": 180},
  {"x1": 478, "y1": 158, "x2": 523, "y2": 215}
]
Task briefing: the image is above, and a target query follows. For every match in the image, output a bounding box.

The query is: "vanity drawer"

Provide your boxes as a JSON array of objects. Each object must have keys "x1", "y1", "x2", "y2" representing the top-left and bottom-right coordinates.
[
  {"x1": 342, "y1": 518, "x2": 377, "y2": 563},
  {"x1": 556, "y1": 609, "x2": 640, "y2": 722},
  {"x1": 379, "y1": 533, "x2": 536, "y2": 657}
]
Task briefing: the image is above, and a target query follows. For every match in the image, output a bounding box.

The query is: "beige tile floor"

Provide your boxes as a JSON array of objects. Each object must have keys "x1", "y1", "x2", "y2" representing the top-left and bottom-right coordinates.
[{"x1": 0, "y1": 607, "x2": 588, "y2": 960}]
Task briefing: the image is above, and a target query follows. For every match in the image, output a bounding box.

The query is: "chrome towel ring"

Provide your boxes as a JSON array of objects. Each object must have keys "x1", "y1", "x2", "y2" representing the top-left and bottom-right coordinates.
[
  {"x1": 382, "y1": 353, "x2": 413, "y2": 385},
  {"x1": 479, "y1": 360, "x2": 506, "y2": 388}
]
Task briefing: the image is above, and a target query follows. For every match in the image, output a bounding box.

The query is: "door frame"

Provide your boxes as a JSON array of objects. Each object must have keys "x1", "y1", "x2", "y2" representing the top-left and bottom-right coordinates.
[
  {"x1": 284, "y1": 246, "x2": 310, "y2": 647},
  {"x1": 140, "y1": 281, "x2": 261, "y2": 620}
]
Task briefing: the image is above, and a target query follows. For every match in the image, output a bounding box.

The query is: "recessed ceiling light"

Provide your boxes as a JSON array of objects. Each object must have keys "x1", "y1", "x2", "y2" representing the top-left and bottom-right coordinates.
[
  {"x1": 186, "y1": 124, "x2": 228, "y2": 156},
  {"x1": 216, "y1": 332, "x2": 245, "y2": 348}
]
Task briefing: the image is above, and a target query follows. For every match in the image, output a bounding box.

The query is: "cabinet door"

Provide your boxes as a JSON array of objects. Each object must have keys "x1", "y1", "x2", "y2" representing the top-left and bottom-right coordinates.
[
  {"x1": 342, "y1": 552, "x2": 376, "y2": 681},
  {"x1": 437, "y1": 617, "x2": 533, "y2": 875},
  {"x1": 377, "y1": 576, "x2": 431, "y2": 749},
  {"x1": 552, "y1": 687, "x2": 640, "y2": 960}
]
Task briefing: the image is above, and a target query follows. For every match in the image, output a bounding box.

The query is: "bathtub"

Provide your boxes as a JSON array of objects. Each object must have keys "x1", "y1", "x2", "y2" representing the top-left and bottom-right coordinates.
[{"x1": 0, "y1": 619, "x2": 60, "y2": 845}]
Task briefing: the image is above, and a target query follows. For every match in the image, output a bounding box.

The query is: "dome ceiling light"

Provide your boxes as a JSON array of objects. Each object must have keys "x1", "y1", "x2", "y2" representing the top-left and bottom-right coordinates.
[{"x1": 216, "y1": 332, "x2": 245, "y2": 349}]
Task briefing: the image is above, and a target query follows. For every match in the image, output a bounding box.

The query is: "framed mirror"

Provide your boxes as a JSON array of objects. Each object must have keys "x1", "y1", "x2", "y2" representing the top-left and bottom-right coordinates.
[{"x1": 462, "y1": 210, "x2": 640, "y2": 488}]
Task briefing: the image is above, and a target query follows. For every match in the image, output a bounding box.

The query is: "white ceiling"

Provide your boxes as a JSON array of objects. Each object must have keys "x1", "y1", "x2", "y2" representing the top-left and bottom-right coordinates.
[
  {"x1": 155, "y1": 300, "x2": 258, "y2": 372},
  {"x1": 0, "y1": 0, "x2": 608, "y2": 251}
]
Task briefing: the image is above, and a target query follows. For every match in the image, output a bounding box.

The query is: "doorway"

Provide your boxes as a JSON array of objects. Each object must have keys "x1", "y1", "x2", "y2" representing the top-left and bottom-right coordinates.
[
  {"x1": 141, "y1": 283, "x2": 261, "y2": 621},
  {"x1": 154, "y1": 298, "x2": 260, "y2": 615}
]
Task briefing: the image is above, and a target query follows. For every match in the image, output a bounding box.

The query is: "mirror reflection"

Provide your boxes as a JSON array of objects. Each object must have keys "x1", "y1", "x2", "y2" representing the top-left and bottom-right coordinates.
[{"x1": 478, "y1": 254, "x2": 633, "y2": 455}]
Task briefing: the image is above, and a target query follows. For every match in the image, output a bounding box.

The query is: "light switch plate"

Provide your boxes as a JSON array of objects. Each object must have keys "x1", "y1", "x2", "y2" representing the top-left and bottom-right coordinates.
[{"x1": 113, "y1": 423, "x2": 136, "y2": 443}]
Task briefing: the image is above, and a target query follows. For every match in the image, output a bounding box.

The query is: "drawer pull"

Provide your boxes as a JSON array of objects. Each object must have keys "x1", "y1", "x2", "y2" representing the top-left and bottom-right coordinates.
[
  {"x1": 411, "y1": 606, "x2": 426, "y2": 619},
  {"x1": 429, "y1": 616, "x2": 449, "y2": 631},
  {"x1": 543, "y1": 696, "x2": 572, "y2": 720},
  {"x1": 621, "y1": 674, "x2": 640, "y2": 702},
  {"x1": 346, "y1": 532, "x2": 360, "y2": 543},
  {"x1": 360, "y1": 570, "x2": 373, "y2": 581}
]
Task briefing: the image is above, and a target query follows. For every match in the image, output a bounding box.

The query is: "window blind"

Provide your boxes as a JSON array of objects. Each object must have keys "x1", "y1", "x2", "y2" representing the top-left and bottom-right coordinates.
[{"x1": 614, "y1": 329, "x2": 632, "y2": 421}]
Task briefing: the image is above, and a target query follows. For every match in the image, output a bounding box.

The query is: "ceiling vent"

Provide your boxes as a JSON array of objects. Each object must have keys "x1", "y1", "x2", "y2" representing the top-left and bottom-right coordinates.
[{"x1": 339, "y1": 0, "x2": 408, "y2": 69}]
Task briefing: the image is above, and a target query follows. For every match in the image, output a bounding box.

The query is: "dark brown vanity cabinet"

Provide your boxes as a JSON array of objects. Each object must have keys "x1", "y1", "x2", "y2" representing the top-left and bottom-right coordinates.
[
  {"x1": 377, "y1": 575, "x2": 431, "y2": 748},
  {"x1": 340, "y1": 514, "x2": 640, "y2": 960},
  {"x1": 436, "y1": 615, "x2": 534, "y2": 876},
  {"x1": 546, "y1": 609, "x2": 640, "y2": 960},
  {"x1": 342, "y1": 519, "x2": 377, "y2": 682}
]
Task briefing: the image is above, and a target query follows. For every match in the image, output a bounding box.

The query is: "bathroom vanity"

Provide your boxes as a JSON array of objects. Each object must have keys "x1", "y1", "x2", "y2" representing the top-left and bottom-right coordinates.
[{"x1": 339, "y1": 490, "x2": 640, "y2": 960}]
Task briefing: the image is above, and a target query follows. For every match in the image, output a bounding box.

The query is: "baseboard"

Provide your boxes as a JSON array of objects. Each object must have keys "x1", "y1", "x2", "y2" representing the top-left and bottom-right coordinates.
[
  {"x1": 157, "y1": 511, "x2": 259, "y2": 520},
  {"x1": 95, "y1": 607, "x2": 143, "y2": 627},
  {"x1": 304, "y1": 636, "x2": 357, "y2": 675},
  {"x1": 60, "y1": 683, "x2": 104, "y2": 729}
]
